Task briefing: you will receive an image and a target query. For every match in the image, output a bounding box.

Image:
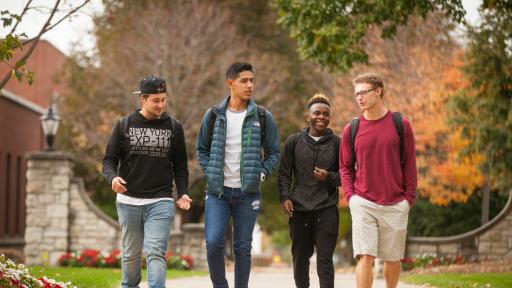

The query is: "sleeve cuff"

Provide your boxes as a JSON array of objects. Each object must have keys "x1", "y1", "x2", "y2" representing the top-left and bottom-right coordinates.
[{"x1": 279, "y1": 195, "x2": 290, "y2": 203}]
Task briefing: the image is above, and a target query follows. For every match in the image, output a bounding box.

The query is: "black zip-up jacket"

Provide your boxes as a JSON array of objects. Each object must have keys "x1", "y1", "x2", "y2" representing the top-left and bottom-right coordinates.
[
  {"x1": 102, "y1": 110, "x2": 189, "y2": 198},
  {"x1": 278, "y1": 127, "x2": 340, "y2": 211}
]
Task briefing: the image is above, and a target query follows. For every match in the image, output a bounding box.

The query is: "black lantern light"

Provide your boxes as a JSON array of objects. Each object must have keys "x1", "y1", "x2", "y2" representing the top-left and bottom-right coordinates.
[{"x1": 40, "y1": 104, "x2": 60, "y2": 151}]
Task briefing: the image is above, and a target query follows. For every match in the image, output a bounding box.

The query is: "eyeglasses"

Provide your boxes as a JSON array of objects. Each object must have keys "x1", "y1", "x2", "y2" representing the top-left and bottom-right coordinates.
[{"x1": 353, "y1": 87, "x2": 378, "y2": 98}]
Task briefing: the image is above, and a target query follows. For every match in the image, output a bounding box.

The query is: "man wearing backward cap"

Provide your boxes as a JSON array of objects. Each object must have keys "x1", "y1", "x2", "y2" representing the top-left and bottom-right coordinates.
[{"x1": 102, "y1": 76, "x2": 191, "y2": 288}]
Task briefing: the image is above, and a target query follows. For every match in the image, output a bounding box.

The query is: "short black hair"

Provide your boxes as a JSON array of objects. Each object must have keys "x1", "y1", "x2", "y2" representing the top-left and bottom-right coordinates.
[{"x1": 226, "y1": 62, "x2": 253, "y2": 80}]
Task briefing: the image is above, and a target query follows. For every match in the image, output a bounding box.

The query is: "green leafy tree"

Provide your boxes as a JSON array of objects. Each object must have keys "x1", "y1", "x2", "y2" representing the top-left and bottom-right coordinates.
[
  {"x1": 450, "y1": 1, "x2": 512, "y2": 193},
  {"x1": 408, "y1": 191, "x2": 507, "y2": 236},
  {"x1": 274, "y1": 0, "x2": 465, "y2": 72}
]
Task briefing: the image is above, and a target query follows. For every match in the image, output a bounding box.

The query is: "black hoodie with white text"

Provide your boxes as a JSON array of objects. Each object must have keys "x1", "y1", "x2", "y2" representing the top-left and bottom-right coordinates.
[{"x1": 102, "y1": 110, "x2": 189, "y2": 199}]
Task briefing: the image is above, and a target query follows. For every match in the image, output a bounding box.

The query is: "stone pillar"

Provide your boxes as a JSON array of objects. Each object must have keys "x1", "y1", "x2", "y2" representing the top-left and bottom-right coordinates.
[
  {"x1": 24, "y1": 151, "x2": 74, "y2": 265},
  {"x1": 181, "y1": 223, "x2": 207, "y2": 269}
]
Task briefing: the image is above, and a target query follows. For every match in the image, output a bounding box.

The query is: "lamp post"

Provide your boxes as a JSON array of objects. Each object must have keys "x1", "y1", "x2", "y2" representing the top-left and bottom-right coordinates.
[{"x1": 40, "y1": 104, "x2": 60, "y2": 151}]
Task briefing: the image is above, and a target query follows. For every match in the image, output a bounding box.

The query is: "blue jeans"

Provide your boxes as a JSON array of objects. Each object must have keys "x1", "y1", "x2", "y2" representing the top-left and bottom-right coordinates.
[
  {"x1": 205, "y1": 187, "x2": 261, "y2": 288},
  {"x1": 116, "y1": 200, "x2": 174, "y2": 288}
]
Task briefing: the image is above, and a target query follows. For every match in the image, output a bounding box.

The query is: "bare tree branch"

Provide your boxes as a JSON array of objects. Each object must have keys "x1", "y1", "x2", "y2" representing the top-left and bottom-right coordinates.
[
  {"x1": 9, "y1": 0, "x2": 33, "y2": 34},
  {"x1": 0, "y1": 0, "x2": 91, "y2": 89},
  {"x1": 0, "y1": 0, "x2": 61, "y2": 89},
  {"x1": 23, "y1": 0, "x2": 91, "y2": 46}
]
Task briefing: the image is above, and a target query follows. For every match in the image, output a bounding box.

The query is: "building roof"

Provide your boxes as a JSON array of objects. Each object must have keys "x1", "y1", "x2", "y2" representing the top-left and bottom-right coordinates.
[{"x1": 0, "y1": 40, "x2": 68, "y2": 109}]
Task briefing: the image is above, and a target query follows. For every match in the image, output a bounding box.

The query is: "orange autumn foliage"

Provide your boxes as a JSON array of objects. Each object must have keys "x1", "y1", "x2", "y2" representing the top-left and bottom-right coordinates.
[
  {"x1": 331, "y1": 14, "x2": 484, "y2": 206},
  {"x1": 414, "y1": 53, "x2": 483, "y2": 205}
]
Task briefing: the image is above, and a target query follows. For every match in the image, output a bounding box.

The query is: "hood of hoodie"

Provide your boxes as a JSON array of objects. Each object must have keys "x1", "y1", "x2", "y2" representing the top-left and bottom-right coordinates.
[{"x1": 301, "y1": 126, "x2": 336, "y2": 144}]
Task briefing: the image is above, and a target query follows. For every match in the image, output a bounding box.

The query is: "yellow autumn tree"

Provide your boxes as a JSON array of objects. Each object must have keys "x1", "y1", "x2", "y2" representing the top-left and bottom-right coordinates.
[{"x1": 414, "y1": 53, "x2": 483, "y2": 205}]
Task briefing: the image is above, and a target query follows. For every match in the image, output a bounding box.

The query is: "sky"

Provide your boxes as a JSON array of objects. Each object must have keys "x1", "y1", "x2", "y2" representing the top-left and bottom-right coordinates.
[
  {"x1": 0, "y1": 0, "x2": 104, "y2": 55},
  {"x1": 0, "y1": 0, "x2": 481, "y2": 56}
]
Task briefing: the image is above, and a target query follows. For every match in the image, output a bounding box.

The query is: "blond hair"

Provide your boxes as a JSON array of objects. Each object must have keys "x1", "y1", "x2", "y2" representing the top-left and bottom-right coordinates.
[
  {"x1": 352, "y1": 72, "x2": 384, "y2": 98},
  {"x1": 307, "y1": 93, "x2": 331, "y2": 108}
]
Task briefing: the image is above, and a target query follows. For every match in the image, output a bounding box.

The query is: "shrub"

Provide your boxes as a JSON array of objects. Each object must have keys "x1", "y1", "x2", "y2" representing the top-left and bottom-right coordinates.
[
  {"x1": 165, "y1": 253, "x2": 193, "y2": 270},
  {"x1": 57, "y1": 252, "x2": 77, "y2": 267},
  {"x1": 103, "y1": 250, "x2": 121, "y2": 268},
  {"x1": 401, "y1": 255, "x2": 467, "y2": 271},
  {"x1": 77, "y1": 249, "x2": 101, "y2": 267},
  {"x1": 400, "y1": 257, "x2": 415, "y2": 271}
]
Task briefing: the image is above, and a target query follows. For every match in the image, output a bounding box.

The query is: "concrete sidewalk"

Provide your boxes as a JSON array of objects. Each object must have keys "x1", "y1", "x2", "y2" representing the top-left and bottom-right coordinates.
[{"x1": 139, "y1": 269, "x2": 421, "y2": 287}]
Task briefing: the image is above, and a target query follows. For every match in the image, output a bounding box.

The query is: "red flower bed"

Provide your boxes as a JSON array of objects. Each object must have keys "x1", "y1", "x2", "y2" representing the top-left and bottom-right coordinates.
[
  {"x1": 400, "y1": 255, "x2": 467, "y2": 271},
  {"x1": 57, "y1": 249, "x2": 193, "y2": 270}
]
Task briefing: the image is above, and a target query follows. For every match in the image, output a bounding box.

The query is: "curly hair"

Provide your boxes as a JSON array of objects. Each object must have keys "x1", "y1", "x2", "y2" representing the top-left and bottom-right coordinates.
[{"x1": 307, "y1": 93, "x2": 331, "y2": 109}]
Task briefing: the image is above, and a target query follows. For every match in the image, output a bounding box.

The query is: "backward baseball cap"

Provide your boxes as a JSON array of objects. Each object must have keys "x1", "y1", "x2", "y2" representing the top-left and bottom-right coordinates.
[{"x1": 133, "y1": 75, "x2": 166, "y2": 94}]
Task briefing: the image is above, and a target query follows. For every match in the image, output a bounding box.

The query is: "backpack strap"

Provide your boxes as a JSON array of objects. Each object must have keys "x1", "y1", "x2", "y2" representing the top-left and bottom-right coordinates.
[
  {"x1": 257, "y1": 105, "x2": 266, "y2": 143},
  {"x1": 206, "y1": 105, "x2": 218, "y2": 151},
  {"x1": 349, "y1": 117, "x2": 360, "y2": 170},
  {"x1": 167, "y1": 117, "x2": 179, "y2": 158},
  {"x1": 118, "y1": 115, "x2": 131, "y2": 161},
  {"x1": 392, "y1": 112, "x2": 404, "y2": 165},
  {"x1": 287, "y1": 133, "x2": 301, "y2": 175},
  {"x1": 119, "y1": 115, "x2": 129, "y2": 137},
  {"x1": 257, "y1": 105, "x2": 268, "y2": 159},
  {"x1": 289, "y1": 132, "x2": 301, "y2": 153}
]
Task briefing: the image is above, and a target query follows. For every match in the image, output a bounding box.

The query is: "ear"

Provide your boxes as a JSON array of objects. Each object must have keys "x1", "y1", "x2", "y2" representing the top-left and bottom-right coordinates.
[
  {"x1": 305, "y1": 111, "x2": 310, "y2": 122},
  {"x1": 226, "y1": 78, "x2": 233, "y2": 88}
]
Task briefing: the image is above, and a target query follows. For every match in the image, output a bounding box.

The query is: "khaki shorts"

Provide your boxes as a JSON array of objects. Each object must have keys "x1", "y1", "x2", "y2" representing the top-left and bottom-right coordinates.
[{"x1": 349, "y1": 195, "x2": 410, "y2": 261}]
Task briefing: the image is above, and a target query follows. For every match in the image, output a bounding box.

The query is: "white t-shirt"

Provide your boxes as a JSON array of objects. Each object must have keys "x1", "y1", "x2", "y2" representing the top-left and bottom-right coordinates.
[
  {"x1": 223, "y1": 108, "x2": 247, "y2": 188},
  {"x1": 309, "y1": 134, "x2": 323, "y2": 141},
  {"x1": 116, "y1": 193, "x2": 173, "y2": 205}
]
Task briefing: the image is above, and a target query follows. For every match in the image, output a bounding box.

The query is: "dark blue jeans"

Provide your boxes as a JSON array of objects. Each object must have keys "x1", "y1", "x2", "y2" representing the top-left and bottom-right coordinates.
[{"x1": 205, "y1": 186, "x2": 261, "y2": 288}]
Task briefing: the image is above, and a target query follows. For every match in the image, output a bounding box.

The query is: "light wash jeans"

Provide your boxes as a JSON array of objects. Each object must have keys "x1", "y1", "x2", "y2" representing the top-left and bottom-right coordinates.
[
  {"x1": 205, "y1": 186, "x2": 261, "y2": 288},
  {"x1": 116, "y1": 200, "x2": 174, "y2": 288}
]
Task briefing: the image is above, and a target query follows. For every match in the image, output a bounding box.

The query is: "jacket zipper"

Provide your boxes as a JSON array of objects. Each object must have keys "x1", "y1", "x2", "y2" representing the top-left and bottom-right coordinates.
[{"x1": 218, "y1": 117, "x2": 227, "y2": 199}]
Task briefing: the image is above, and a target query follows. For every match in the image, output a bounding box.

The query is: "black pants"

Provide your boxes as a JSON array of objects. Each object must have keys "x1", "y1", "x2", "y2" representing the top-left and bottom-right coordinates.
[{"x1": 289, "y1": 205, "x2": 339, "y2": 288}]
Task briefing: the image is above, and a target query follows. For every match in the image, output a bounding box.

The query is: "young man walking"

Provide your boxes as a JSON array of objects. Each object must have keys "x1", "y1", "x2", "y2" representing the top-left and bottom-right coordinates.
[
  {"x1": 102, "y1": 76, "x2": 192, "y2": 288},
  {"x1": 278, "y1": 93, "x2": 340, "y2": 288},
  {"x1": 340, "y1": 73, "x2": 417, "y2": 288},
  {"x1": 196, "y1": 62, "x2": 280, "y2": 288}
]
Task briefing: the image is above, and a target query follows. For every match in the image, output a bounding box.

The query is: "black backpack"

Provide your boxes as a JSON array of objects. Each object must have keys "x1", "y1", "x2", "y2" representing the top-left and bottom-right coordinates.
[
  {"x1": 206, "y1": 105, "x2": 268, "y2": 159},
  {"x1": 349, "y1": 112, "x2": 404, "y2": 169}
]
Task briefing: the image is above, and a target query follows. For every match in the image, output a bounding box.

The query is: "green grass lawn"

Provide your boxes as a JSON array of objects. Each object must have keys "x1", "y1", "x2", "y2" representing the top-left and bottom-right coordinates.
[
  {"x1": 29, "y1": 266, "x2": 207, "y2": 288},
  {"x1": 403, "y1": 272, "x2": 512, "y2": 288}
]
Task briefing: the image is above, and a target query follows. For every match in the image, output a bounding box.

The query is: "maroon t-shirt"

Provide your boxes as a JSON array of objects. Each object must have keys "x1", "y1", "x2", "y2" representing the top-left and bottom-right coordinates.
[{"x1": 339, "y1": 111, "x2": 417, "y2": 205}]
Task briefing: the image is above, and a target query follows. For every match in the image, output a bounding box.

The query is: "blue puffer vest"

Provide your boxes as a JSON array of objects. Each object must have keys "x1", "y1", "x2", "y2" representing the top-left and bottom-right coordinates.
[{"x1": 196, "y1": 97, "x2": 280, "y2": 196}]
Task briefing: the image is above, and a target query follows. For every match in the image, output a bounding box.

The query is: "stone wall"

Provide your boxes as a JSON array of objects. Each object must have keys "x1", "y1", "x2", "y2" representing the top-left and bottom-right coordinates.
[
  {"x1": 24, "y1": 152, "x2": 122, "y2": 265},
  {"x1": 406, "y1": 190, "x2": 512, "y2": 261},
  {"x1": 24, "y1": 151, "x2": 208, "y2": 267},
  {"x1": 24, "y1": 152, "x2": 73, "y2": 265},
  {"x1": 68, "y1": 178, "x2": 121, "y2": 252},
  {"x1": 180, "y1": 223, "x2": 207, "y2": 269}
]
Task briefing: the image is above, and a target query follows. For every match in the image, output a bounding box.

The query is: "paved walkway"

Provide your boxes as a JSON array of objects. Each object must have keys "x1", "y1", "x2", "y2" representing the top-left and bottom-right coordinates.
[{"x1": 140, "y1": 268, "x2": 421, "y2": 288}]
